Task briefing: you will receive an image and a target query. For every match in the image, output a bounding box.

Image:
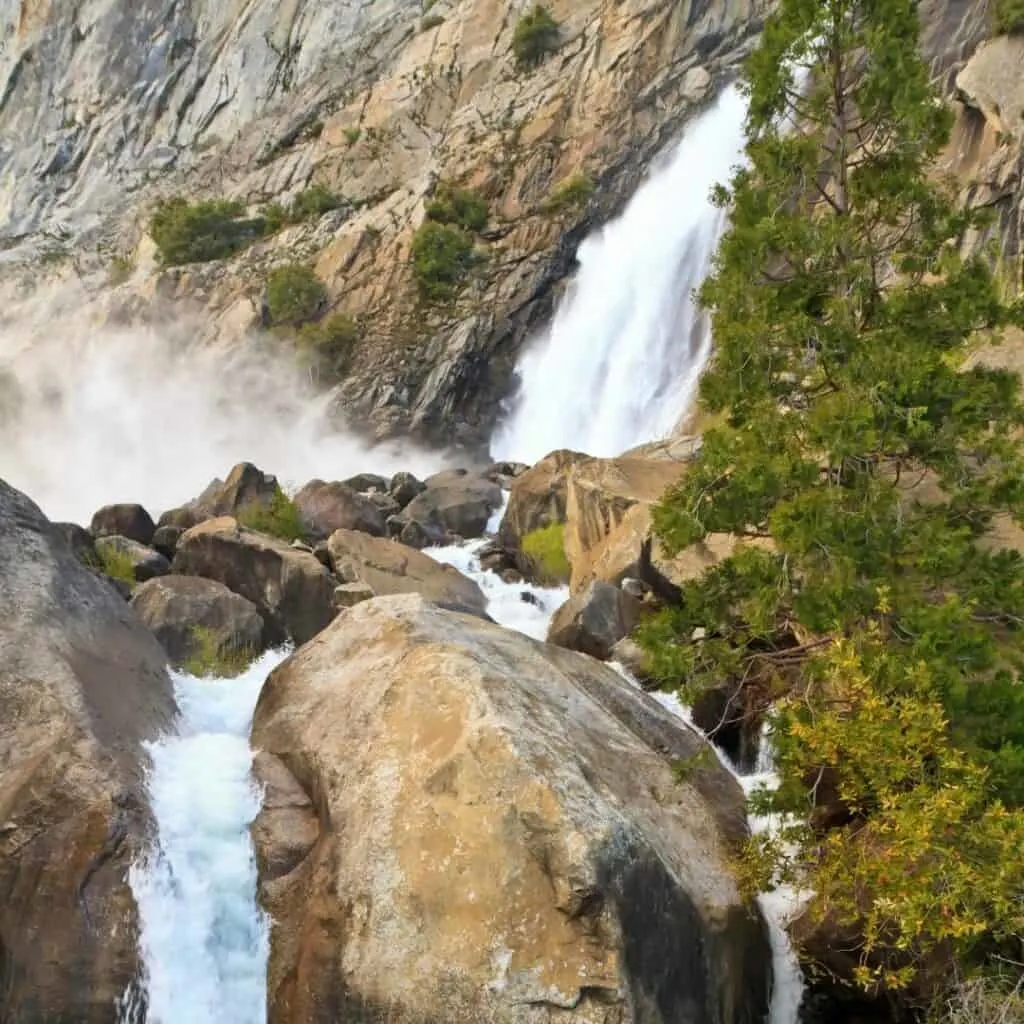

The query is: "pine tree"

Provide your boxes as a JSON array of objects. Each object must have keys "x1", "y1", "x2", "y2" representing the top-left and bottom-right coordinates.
[{"x1": 639, "y1": 0, "x2": 1024, "y2": 1000}]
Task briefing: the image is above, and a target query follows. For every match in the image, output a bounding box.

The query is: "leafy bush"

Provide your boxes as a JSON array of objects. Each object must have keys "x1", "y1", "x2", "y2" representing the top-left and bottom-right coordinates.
[
  {"x1": 265, "y1": 263, "x2": 328, "y2": 326},
  {"x1": 291, "y1": 184, "x2": 342, "y2": 222},
  {"x1": 150, "y1": 197, "x2": 262, "y2": 266},
  {"x1": 992, "y1": 0, "x2": 1024, "y2": 33},
  {"x1": 511, "y1": 6, "x2": 561, "y2": 70},
  {"x1": 183, "y1": 626, "x2": 256, "y2": 679},
  {"x1": 425, "y1": 183, "x2": 489, "y2": 232},
  {"x1": 237, "y1": 487, "x2": 306, "y2": 543},
  {"x1": 543, "y1": 173, "x2": 594, "y2": 215},
  {"x1": 262, "y1": 201, "x2": 290, "y2": 234},
  {"x1": 521, "y1": 523, "x2": 570, "y2": 584},
  {"x1": 410, "y1": 221, "x2": 478, "y2": 300},
  {"x1": 297, "y1": 314, "x2": 360, "y2": 380}
]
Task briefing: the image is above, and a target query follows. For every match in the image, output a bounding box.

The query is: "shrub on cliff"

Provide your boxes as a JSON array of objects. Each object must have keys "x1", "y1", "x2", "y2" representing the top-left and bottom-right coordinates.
[
  {"x1": 150, "y1": 197, "x2": 262, "y2": 266},
  {"x1": 511, "y1": 6, "x2": 561, "y2": 69},
  {"x1": 543, "y1": 173, "x2": 594, "y2": 215},
  {"x1": 410, "y1": 221, "x2": 478, "y2": 301},
  {"x1": 296, "y1": 314, "x2": 360, "y2": 381},
  {"x1": 425, "y1": 184, "x2": 489, "y2": 233},
  {"x1": 638, "y1": 0, "x2": 1024, "y2": 1007},
  {"x1": 992, "y1": 0, "x2": 1024, "y2": 34},
  {"x1": 265, "y1": 263, "x2": 328, "y2": 327}
]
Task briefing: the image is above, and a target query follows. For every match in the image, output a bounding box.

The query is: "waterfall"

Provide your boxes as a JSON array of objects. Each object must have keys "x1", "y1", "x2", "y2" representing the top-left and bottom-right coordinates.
[
  {"x1": 128, "y1": 650, "x2": 289, "y2": 1024},
  {"x1": 491, "y1": 82, "x2": 747, "y2": 464}
]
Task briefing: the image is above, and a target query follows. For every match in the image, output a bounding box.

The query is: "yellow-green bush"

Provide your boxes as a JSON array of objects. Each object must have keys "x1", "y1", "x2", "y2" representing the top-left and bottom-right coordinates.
[
  {"x1": 410, "y1": 221, "x2": 479, "y2": 301},
  {"x1": 543, "y1": 173, "x2": 594, "y2": 215},
  {"x1": 265, "y1": 263, "x2": 328, "y2": 326},
  {"x1": 150, "y1": 197, "x2": 262, "y2": 266},
  {"x1": 183, "y1": 626, "x2": 257, "y2": 679},
  {"x1": 521, "y1": 522, "x2": 570, "y2": 584},
  {"x1": 511, "y1": 6, "x2": 561, "y2": 70},
  {"x1": 98, "y1": 545, "x2": 137, "y2": 585},
  {"x1": 237, "y1": 487, "x2": 306, "y2": 543},
  {"x1": 297, "y1": 313, "x2": 360, "y2": 381},
  {"x1": 992, "y1": 0, "x2": 1024, "y2": 33},
  {"x1": 425, "y1": 183, "x2": 489, "y2": 233}
]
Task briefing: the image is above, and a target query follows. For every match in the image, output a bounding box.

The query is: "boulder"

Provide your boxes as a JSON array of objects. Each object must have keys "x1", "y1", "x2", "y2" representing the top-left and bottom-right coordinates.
[
  {"x1": 547, "y1": 580, "x2": 644, "y2": 661},
  {"x1": 293, "y1": 479, "x2": 386, "y2": 540},
  {"x1": 53, "y1": 520, "x2": 99, "y2": 567},
  {"x1": 326, "y1": 529, "x2": 487, "y2": 617},
  {"x1": 173, "y1": 517, "x2": 338, "y2": 645},
  {"x1": 157, "y1": 505, "x2": 206, "y2": 531},
  {"x1": 94, "y1": 534, "x2": 171, "y2": 583},
  {"x1": 0, "y1": 478, "x2": 175, "y2": 1020},
  {"x1": 130, "y1": 575, "x2": 267, "y2": 668},
  {"x1": 332, "y1": 581, "x2": 376, "y2": 609},
  {"x1": 402, "y1": 472, "x2": 503, "y2": 540},
  {"x1": 341, "y1": 472, "x2": 390, "y2": 493},
  {"x1": 193, "y1": 461, "x2": 280, "y2": 517},
  {"x1": 390, "y1": 471, "x2": 426, "y2": 508},
  {"x1": 89, "y1": 502, "x2": 156, "y2": 545},
  {"x1": 151, "y1": 524, "x2": 185, "y2": 559},
  {"x1": 386, "y1": 514, "x2": 445, "y2": 550},
  {"x1": 251, "y1": 595, "x2": 769, "y2": 1024},
  {"x1": 499, "y1": 449, "x2": 591, "y2": 542},
  {"x1": 365, "y1": 491, "x2": 401, "y2": 519}
]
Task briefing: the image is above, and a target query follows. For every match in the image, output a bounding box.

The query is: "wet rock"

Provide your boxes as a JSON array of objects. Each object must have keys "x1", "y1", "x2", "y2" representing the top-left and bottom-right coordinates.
[
  {"x1": 251, "y1": 594, "x2": 769, "y2": 1024},
  {"x1": 293, "y1": 480, "x2": 386, "y2": 540},
  {"x1": 547, "y1": 580, "x2": 643, "y2": 661},
  {"x1": 89, "y1": 502, "x2": 156, "y2": 546},
  {"x1": 94, "y1": 535, "x2": 171, "y2": 583},
  {"x1": 610, "y1": 637, "x2": 652, "y2": 684},
  {"x1": 365, "y1": 491, "x2": 401, "y2": 519},
  {"x1": 402, "y1": 473, "x2": 502, "y2": 540},
  {"x1": 390, "y1": 471, "x2": 427, "y2": 508},
  {"x1": 173, "y1": 517, "x2": 338, "y2": 645},
  {"x1": 0, "y1": 478, "x2": 175, "y2": 1021},
  {"x1": 130, "y1": 575, "x2": 267, "y2": 668},
  {"x1": 325, "y1": 529, "x2": 487, "y2": 617}
]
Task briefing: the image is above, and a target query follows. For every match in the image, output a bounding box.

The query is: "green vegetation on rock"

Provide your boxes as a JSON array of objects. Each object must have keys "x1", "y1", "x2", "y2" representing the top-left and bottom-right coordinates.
[
  {"x1": 237, "y1": 487, "x2": 306, "y2": 543},
  {"x1": 521, "y1": 523, "x2": 570, "y2": 584},
  {"x1": 511, "y1": 5, "x2": 561, "y2": 70},
  {"x1": 265, "y1": 263, "x2": 328, "y2": 327},
  {"x1": 97, "y1": 544, "x2": 137, "y2": 585},
  {"x1": 543, "y1": 173, "x2": 594, "y2": 215},
  {"x1": 992, "y1": 0, "x2": 1024, "y2": 34},
  {"x1": 425, "y1": 183, "x2": 489, "y2": 233},
  {"x1": 183, "y1": 625, "x2": 256, "y2": 679},
  {"x1": 150, "y1": 197, "x2": 263, "y2": 266},
  {"x1": 637, "y1": 0, "x2": 1024, "y2": 1007},
  {"x1": 411, "y1": 183, "x2": 490, "y2": 301},
  {"x1": 297, "y1": 313, "x2": 360, "y2": 381}
]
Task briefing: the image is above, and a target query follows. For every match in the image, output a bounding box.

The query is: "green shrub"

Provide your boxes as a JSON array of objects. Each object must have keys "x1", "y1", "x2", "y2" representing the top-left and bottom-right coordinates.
[
  {"x1": 183, "y1": 626, "x2": 256, "y2": 679},
  {"x1": 991, "y1": 0, "x2": 1024, "y2": 33},
  {"x1": 262, "y1": 201, "x2": 290, "y2": 234},
  {"x1": 410, "y1": 221, "x2": 478, "y2": 300},
  {"x1": 150, "y1": 197, "x2": 261, "y2": 266},
  {"x1": 521, "y1": 522, "x2": 570, "y2": 584},
  {"x1": 511, "y1": 6, "x2": 561, "y2": 70},
  {"x1": 237, "y1": 487, "x2": 306, "y2": 543},
  {"x1": 98, "y1": 545, "x2": 137, "y2": 585},
  {"x1": 421, "y1": 13, "x2": 445, "y2": 30},
  {"x1": 266, "y1": 263, "x2": 328, "y2": 326},
  {"x1": 297, "y1": 314, "x2": 360, "y2": 380},
  {"x1": 344, "y1": 126, "x2": 362, "y2": 146},
  {"x1": 291, "y1": 183, "x2": 342, "y2": 221},
  {"x1": 425, "y1": 183, "x2": 489, "y2": 232},
  {"x1": 543, "y1": 173, "x2": 594, "y2": 215}
]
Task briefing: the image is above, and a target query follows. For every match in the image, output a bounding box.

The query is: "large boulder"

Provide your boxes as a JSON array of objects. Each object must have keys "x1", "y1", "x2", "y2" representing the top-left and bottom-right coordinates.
[
  {"x1": 173, "y1": 517, "x2": 337, "y2": 645},
  {"x1": 0, "y1": 478, "x2": 176, "y2": 1020},
  {"x1": 402, "y1": 468, "x2": 503, "y2": 539},
  {"x1": 547, "y1": 580, "x2": 643, "y2": 661},
  {"x1": 499, "y1": 449, "x2": 592, "y2": 542},
  {"x1": 130, "y1": 575, "x2": 267, "y2": 668},
  {"x1": 251, "y1": 595, "x2": 769, "y2": 1024},
  {"x1": 94, "y1": 534, "x2": 171, "y2": 584},
  {"x1": 293, "y1": 479, "x2": 386, "y2": 540},
  {"x1": 89, "y1": 502, "x2": 156, "y2": 545},
  {"x1": 325, "y1": 529, "x2": 487, "y2": 617},
  {"x1": 390, "y1": 471, "x2": 427, "y2": 508},
  {"x1": 192, "y1": 461, "x2": 281, "y2": 517}
]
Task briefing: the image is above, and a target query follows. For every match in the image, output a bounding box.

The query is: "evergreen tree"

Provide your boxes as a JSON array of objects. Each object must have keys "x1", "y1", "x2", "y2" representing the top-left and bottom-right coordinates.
[{"x1": 639, "y1": 0, "x2": 1024, "y2": 1000}]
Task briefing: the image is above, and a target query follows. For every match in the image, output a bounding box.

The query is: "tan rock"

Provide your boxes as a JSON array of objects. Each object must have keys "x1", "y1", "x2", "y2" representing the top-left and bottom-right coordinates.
[
  {"x1": 500, "y1": 449, "x2": 592, "y2": 542},
  {"x1": 251, "y1": 594, "x2": 769, "y2": 1023},
  {"x1": 325, "y1": 528, "x2": 487, "y2": 616},
  {"x1": 173, "y1": 517, "x2": 338, "y2": 645},
  {"x1": 0, "y1": 479, "x2": 176, "y2": 1020},
  {"x1": 955, "y1": 36, "x2": 1024, "y2": 139}
]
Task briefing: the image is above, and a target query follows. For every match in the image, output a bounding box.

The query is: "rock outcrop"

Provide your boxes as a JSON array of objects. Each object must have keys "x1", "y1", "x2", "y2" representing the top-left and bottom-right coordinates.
[
  {"x1": 130, "y1": 574, "x2": 267, "y2": 667},
  {"x1": 325, "y1": 528, "x2": 488, "y2": 617},
  {"x1": 0, "y1": 478, "x2": 176, "y2": 1020},
  {"x1": 173, "y1": 516, "x2": 337, "y2": 644},
  {"x1": 251, "y1": 594, "x2": 770, "y2": 1024},
  {"x1": 547, "y1": 580, "x2": 644, "y2": 661}
]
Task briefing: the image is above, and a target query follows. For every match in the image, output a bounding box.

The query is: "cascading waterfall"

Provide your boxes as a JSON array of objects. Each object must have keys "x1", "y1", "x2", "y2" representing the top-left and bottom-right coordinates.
[
  {"x1": 491, "y1": 82, "x2": 748, "y2": 464},
  {"x1": 128, "y1": 650, "x2": 289, "y2": 1024}
]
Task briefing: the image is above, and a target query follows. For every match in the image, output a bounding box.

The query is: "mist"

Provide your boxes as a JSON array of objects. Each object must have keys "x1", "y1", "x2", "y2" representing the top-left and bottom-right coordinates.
[{"x1": 0, "y1": 280, "x2": 446, "y2": 524}]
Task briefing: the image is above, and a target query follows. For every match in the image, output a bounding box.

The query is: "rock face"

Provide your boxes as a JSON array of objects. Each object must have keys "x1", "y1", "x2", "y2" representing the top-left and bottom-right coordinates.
[
  {"x1": 547, "y1": 580, "x2": 643, "y2": 661},
  {"x1": 251, "y1": 594, "x2": 769, "y2": 1024},
  {"x1": 130, "y1": 574, "x2": 267, "y2": 667},
  {"x1": 90, "y1": 502, "x2": 157, "y2": 545},
  {"x1": 401, "y1": 469, "x2": 503, "y2": 539},
  {"x1": 293, "y1": 479, "x2": 386, "y2": 539},
  {"x1": 326, "y1": 528, "x2": 488, "y2": 617},
  {"x1": 173, "y1": 517, "x2": 337, "y2": 644},
  {"x1": 0, "y1": 478, "x2": 176, "y2": 1020}
]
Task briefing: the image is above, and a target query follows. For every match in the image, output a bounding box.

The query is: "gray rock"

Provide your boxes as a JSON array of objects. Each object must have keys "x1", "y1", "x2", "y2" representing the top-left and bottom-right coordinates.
[
  {"x1": 94, "y1": 534, "x2": 171, "y2": 584},
  {"x1": 193, "y1": 462, "x2": 280, "y2": 518},
  {"x1": 0, "y1": 478, "x2": 175, "y2": 1020},
  {"x1": 390, "y1": 471, "x2": 427, "y2": 508},
  {"x1": 403, "y1": 473, "x2": 503, "y2": 540},
  {"x1": 294, "y1": 480, "x2": 386, "y2": 540},
  {"x1": 152, "y1": 524, "x2": 185, "y2": 559},
  {"x1": 90, "y1": 503, "x2": 157, "y2": 545},
  {"x1": 52, "y1": 521, "x2": 99, "y2": 567},
  {"x1": 547, "y1": 580, "x2": 643, "y2": 661},
  {"x1": 130, "y1": 575, "x2": 267, "y2": 668},
  {"x1": 341, "y1": 473, "x2": 390, "y2": 493}
]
